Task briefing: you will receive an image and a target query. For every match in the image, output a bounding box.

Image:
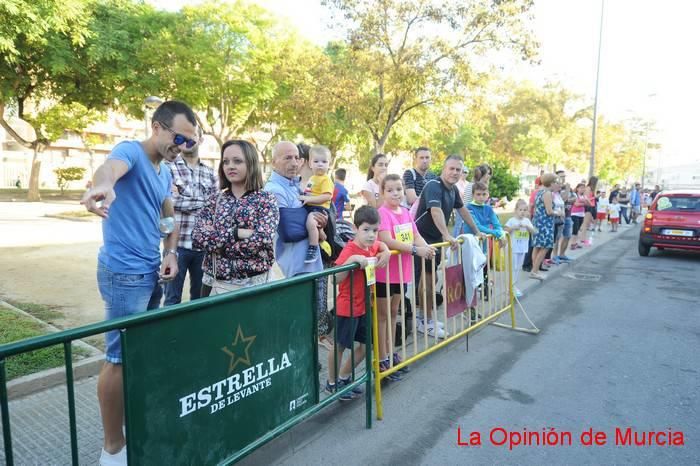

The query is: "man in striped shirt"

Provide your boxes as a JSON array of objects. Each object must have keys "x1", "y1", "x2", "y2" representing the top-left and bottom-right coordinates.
[
  {"x1": 163, "y1": 127, "x2": 218, "y2": 305},
  {"x1": 403, "y1": 146, "x2": 437, "y2": 207}
]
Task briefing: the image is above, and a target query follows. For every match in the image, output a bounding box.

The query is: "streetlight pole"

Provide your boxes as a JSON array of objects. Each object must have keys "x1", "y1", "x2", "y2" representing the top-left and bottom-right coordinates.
[
  {"x1": 143, "y1": 96, "x2": 164, "y2": 138},
  {"x1": 589, "y1": 0, "x2": 605, "y2": 179},
  {"x1": 639, "y1": 93, "x2": 657, "y2": 190}
]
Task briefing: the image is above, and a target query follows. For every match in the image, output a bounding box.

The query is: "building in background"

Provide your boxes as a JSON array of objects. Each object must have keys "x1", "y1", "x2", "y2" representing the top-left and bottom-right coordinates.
[
  {"x1": 646, "y1": 162, "x2": 700, "y2": 190},
  {"x1": 0, "y1": 112, "x2": 219, "y2": 189}
]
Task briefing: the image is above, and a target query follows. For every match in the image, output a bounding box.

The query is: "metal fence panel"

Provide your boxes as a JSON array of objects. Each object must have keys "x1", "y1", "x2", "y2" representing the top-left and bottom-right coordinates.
[{"x1": 121, "y1": 279, "x2": 318, "y2": 465}]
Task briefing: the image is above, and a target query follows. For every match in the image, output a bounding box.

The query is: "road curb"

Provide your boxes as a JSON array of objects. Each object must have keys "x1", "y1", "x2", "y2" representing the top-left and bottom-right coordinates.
[
  {"x1": 7, "y1": 355, "x2": 103, "y2": 400},
  {"x1": 518, "y1": 224, "x2": 640, "y2": 297},
  {"x1": 1, "y1": 299, "x2": 104, "y2": 400}
]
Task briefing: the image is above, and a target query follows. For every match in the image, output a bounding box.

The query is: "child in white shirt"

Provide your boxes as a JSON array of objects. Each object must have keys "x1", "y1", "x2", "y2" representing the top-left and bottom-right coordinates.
[
  {"x1": 608, "y1": 196, "x2": 622, "y2": 232},
  {"x1": 504, "y1": 199, "x2": 538, "y2": 298},
  {"x1": 596, "y1": 193, "x2": 610, "y2": 232}
]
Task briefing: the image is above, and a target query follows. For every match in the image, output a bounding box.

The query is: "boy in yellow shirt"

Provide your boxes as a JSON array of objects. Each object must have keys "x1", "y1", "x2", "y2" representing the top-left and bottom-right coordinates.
[{"x1": 301, "y1": 145, "x2": 334, "y2": 263}]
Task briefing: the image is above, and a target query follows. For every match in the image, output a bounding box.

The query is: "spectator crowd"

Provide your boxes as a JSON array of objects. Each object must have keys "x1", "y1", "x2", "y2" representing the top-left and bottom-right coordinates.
[{"x1": 80, "y1": 100, "x2": 647, "y2": 466}]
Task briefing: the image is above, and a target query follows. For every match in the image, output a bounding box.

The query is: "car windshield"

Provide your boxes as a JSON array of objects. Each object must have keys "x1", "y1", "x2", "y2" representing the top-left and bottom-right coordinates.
[{"x1": 656, "y1": 196, "x2": 700, "y2": 211}]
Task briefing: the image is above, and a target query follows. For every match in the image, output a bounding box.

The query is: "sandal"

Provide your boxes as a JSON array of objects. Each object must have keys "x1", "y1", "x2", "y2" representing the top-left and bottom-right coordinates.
[{"x1": 529, "y1": 272, "x2": 546, "y2": 281}]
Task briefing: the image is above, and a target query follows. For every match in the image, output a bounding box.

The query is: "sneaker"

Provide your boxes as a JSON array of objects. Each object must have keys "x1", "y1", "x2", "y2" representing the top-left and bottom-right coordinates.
[
  {"x1": 559, "y1": 255, "x2": 573, "y2": 262},
  {"x1": 416, "y1": 319, "x2": 447, "y2": 339},
  {"x1": 514, "y1": 288, "x2": 523, "y2": 298},
  {"x1": 392, "y1": 352, "x2": 410, "y2": 373},
  {"x1": 379, "y1": 359, "x2": 403, "y2": 381},
  {"x1": 338, "y1": 377, "x2": 364, "y2": 395},
  {"x1": 100, "y1": 446, "x2": 127, "y2": 466},
  {"x1": 304, "y1": 246, "x2": 319, "y2": 263},
  {"x1": 544, "y1": 259, "x2": 553, "y2": 266},
  {"x1": 552, "y1": 257, "x2": 561, "y2": 265},
  {"x1": 414, "y1": 310, "x2": 444, "y2": 328},
  {"x1": 326, "y1": 379, "x2": 355, "y2": 401}
]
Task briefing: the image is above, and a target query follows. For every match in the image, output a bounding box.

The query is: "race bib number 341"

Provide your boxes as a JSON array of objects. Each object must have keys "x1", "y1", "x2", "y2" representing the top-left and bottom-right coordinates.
[{"x1": 394, "y1": 223, "x2": 414, "y2": 244}]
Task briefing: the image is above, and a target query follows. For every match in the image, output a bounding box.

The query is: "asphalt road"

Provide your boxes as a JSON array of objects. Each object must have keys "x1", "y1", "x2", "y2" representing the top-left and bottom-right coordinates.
[{"x1": 244, "y1": 226, "x2": 700, "y2": 465}]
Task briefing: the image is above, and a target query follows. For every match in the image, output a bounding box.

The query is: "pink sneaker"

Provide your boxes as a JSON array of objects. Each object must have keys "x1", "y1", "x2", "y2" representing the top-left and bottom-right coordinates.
[{"x1": 583, "y1": 240, "x2": 591, "y2": 246}]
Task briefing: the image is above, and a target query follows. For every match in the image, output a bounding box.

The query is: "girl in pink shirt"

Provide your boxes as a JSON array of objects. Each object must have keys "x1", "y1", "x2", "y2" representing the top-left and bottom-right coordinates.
[{"x1": 376, "y1": 174, "x2": 436, "y2": 377}]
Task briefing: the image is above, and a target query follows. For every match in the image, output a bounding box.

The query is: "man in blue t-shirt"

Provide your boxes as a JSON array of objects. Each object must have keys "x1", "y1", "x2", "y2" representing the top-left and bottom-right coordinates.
[
  {"x1": 81, "y1": 100, "x2": 198, "y2": 465},
  {"x1": 332, "y1": 167, "x2": 351, "y2": 219}
]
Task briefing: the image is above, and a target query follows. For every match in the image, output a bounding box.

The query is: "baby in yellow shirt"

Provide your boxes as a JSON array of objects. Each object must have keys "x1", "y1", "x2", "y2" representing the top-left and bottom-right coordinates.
[{"x1": 300, "y1": 145, "x2": 334, "y2": 263}]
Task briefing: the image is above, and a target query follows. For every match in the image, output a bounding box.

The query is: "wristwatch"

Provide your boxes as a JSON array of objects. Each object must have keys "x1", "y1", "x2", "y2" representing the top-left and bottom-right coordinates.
[
  {"x1": 163, "y1": 248, "x2": 178, "y2": 258},
  {"x1": 411, "y1": 245, "x2": 418, "y2": 256}
]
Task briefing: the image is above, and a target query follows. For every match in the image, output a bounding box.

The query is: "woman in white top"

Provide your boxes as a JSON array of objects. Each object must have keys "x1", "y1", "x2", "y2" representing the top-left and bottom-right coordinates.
[{"x1": 362, "y1": 153, "x2": 388, "y2": 207}]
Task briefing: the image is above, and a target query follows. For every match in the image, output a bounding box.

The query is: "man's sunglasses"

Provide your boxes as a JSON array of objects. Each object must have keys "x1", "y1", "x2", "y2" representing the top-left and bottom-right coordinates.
[{"x1": 157, "y1": 121, "x2": 197, "y2": 149}]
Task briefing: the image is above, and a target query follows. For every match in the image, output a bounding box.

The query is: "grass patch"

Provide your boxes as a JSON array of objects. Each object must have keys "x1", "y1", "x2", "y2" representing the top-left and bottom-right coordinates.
[
  {"x1": 0, "y1": 188, "x2": 84, "y2": 201},
  {"x1": 84, "y1": 335, "x2": 105, "y2": 353},
  {"x1": 0, "y1": 307, "x2": 89, "y2": 380},
  {"x1": 3, "y1": 299, "x2": 63, "y2": 324}
]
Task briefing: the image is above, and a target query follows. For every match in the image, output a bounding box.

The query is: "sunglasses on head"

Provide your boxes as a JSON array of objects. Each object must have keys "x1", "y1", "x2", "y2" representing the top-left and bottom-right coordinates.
[{"x1": 157, "y1": 121, "x2": 197, "y2": 149}]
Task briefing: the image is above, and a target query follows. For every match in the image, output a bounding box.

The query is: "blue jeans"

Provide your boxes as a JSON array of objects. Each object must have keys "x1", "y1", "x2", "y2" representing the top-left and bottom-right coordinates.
[
  {"x1": 97, "y1": 262, "x2": 159, "y2": 364},
  {"x1": 619, "y1": 205, "x2": 630, "y2": 224},
  {"x1": 163, "y1": 247, "x2": 205, "y2": 306}
]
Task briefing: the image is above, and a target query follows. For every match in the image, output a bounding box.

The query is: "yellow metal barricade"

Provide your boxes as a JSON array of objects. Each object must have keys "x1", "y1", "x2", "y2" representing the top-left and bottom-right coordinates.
[{"x1": 371, "y1": 232, "x2": 536, "y2": 420}]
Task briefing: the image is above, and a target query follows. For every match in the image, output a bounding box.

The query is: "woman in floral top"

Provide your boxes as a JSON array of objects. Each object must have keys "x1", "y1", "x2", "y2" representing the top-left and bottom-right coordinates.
[{"x1": 193, "y1": 140, "x2": 279, "y2": 293}]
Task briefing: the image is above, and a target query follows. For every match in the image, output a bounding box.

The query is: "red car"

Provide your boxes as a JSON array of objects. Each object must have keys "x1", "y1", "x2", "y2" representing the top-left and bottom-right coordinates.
[{"x1": 639, "y1": 190, "x2": 700, "y2": 256}]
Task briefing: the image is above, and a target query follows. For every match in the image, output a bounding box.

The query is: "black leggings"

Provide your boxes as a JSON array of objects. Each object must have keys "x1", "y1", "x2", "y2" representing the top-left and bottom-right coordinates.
[{"x1": 572, "y1": 216, "x2": 584, "y2": 236}]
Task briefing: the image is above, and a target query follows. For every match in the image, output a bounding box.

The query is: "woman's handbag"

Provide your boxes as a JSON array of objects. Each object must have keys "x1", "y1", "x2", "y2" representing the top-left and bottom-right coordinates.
[{"x1": 278, "y1": 207, "x2": 309, "y2": 243}]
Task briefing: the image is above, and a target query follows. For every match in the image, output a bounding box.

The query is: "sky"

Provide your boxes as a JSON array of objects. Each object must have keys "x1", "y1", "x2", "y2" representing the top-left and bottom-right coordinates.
[{"x1": 150, "y1": 0, "x2": 700, "y2": 167}]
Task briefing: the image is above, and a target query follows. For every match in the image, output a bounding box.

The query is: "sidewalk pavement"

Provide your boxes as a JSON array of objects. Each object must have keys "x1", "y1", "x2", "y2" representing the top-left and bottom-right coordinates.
[{"x1": 0, "y1": 222, "x2": 640, "y2": 465}]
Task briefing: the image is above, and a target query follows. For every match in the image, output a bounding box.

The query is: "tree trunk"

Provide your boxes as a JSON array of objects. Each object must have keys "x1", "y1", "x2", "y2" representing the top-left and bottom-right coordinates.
[
  {"x1": 373, "y1": 140, "x2": 385, "y2": 154},
  {"x1": 27, "y1": 148, "x2": 42, "y2": 201}
]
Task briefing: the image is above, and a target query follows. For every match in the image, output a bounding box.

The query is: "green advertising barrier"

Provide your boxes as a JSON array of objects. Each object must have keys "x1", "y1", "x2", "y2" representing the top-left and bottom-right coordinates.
[{"x1": 121, "y1": 279, "x2": 318, "y2": 465}]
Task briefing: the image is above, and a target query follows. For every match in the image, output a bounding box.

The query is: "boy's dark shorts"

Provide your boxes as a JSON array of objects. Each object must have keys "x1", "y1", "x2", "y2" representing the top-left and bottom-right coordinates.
[
  {"x1": 375, "y1": 282, "x2": 407, "y2": 298},
  {"x1": 336, "y1": 315, "x2": 367, "y2": 349},
  {"x1": 413, "y1": 249, "x2": 442, "y2": 272}
]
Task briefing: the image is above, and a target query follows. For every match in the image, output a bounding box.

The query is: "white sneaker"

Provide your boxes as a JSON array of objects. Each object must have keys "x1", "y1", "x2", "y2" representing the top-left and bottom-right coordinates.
[
  {"x1": 100, "y1": 446, "x2": 127, "y2": 466},
  {"x1": 417, "y1": 320, "x2": 447, "y2": 339},
  {"x1": 416, "y1": 312, "x2": 445, "y2": 329}
]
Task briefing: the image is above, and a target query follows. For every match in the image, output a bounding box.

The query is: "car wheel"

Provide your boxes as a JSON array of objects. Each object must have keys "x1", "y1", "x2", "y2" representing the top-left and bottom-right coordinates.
[{"x1": 638, "y1": 240, "x2": 651, "y2": 257}]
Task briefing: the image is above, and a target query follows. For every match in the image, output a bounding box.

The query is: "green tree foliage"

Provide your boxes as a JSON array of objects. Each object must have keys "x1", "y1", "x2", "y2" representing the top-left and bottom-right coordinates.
[
  {"x1": 141, "y1": 0, "x2": 281, "y2": 147},
  {"x1": 323, "y1": 0, "x2": 538, "y2": 154},
  {"x1": 53, "y1": 167, "x2": 86, "y2": 193},
  {"x1": 489, "y1": 81, "x2": 588, "y2": 167},
  {"x1": 248, "y1": 38, "x2": 366, "y2": 168},
  {"x1": 488, "y1": 161, "x2": 520, "y2": 200},
  {"x1": 0, "y1": 0, "x2": 162, "y2": 200},
  {"x1": 0, "y1": 0, "x2": 647, "y2": 194}
]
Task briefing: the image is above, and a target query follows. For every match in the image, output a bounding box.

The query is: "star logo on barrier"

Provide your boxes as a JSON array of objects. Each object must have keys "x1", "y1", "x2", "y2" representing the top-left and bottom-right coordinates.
[{"x1": 221, "y1": 325, "x2": 256, "y2": 375}]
